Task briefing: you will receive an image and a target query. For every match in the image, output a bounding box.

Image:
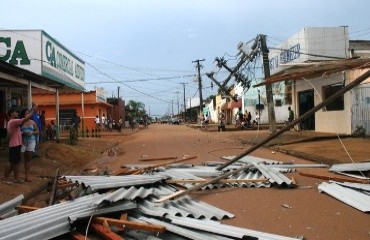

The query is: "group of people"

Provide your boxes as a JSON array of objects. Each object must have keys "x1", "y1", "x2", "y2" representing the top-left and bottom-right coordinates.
[
  {"x1": 236, "y1": 108, "x2": 260, "y2": 129},
  {"x1": 2, "y1": 104, "x2": 42, "y2": 184},
  {"x1": 95, "y1": 114, "x2": 123, "y2": 132}
]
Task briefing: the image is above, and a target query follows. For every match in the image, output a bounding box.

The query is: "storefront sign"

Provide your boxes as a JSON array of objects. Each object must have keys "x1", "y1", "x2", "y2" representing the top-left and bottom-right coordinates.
[{"x1": 0, "y1": 30, "x2": 85, "y2": 90}]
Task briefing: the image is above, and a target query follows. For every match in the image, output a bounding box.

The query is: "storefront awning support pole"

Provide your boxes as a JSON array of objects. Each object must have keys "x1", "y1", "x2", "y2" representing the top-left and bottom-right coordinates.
[
  {"x1": 217, "y1": 69, "x2": 370, "y2": 170},
  {"x1": 27, "y1": 80, "x2": 32, "y2": 110},
  {"x1": 81, "y1": 91, "x2": 85, "y2": 138}
]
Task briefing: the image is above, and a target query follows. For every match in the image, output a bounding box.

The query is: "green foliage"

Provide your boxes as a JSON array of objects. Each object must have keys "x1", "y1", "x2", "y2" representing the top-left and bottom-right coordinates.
[{"x1": 125, "y1": 100, "x2": 146, "y2": 120}]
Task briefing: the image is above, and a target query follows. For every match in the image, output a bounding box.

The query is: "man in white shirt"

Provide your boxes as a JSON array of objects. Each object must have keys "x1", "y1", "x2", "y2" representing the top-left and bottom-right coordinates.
[
  {"x1": 94, "y1": 115, "x2": 100, "y2": 129},
  {"x1": 101, "y1": 114, "x2": 106, "y2": 130}
]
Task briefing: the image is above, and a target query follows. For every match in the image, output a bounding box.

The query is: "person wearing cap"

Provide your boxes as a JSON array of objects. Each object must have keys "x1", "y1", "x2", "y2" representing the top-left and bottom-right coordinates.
[{"x1": 2, "y1": 105, "x2": 38, "y2": 184}]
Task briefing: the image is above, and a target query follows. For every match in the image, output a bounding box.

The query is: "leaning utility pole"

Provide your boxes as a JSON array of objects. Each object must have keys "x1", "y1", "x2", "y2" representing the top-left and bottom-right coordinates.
[
  {"x1": 180, "y1": 82, "x2": 187, "y2": 122},
  {"x1": 260, "y1": 34, "x2": 277, "y2": 134},
  {"x1": 192, "y1": 59, "x2": 205, "y2": 121}
]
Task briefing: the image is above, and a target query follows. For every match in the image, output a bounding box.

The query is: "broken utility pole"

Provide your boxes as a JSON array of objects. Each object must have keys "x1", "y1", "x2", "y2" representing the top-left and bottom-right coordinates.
[
  {"x1": 217, "y1": 68, "x2": 370, "y2": 170},
  {"x1": 260, "y1": 34, "x2": 277, "y2": 134},
  {"x1": 155, "y1": 69, "x2": 370, "y2": 203},
  {"x1": 205, "y1": 36, "x2": 260, "y2": 103}
]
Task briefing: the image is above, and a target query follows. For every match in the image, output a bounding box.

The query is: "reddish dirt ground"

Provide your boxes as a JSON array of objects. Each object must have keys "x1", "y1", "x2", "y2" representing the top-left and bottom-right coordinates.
[{"x1": 1, "y1": 124, "x2": 369, "y2": 239}]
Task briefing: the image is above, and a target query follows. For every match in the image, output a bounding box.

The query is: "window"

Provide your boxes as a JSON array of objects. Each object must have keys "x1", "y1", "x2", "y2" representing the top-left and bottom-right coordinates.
[
  {"x1": 275, "y1": 99, "x2": 282, "y2": 107},
  {"x1": 284, "y1": 80, "x2": 292, "y2": 105},
  {"x1": 322, "y1": 83, "x2": 344, "y2": 111}
]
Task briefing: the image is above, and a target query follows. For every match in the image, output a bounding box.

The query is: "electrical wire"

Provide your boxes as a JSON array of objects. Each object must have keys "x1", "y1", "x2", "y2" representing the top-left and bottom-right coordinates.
[{"x1": 302, "y1": 77, "x2": 368, "y2": 179}]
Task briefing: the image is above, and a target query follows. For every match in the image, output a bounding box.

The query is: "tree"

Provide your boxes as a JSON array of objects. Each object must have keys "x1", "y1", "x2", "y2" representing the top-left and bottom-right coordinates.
[{"x1": 125, "y1": 100, "x2": 146, "y2": 121}]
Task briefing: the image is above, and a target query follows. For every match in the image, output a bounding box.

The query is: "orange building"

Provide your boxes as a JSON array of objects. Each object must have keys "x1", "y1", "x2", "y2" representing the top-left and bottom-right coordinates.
[{"x1": 32, "y1": 90, "x2": 112, "y2": 131}]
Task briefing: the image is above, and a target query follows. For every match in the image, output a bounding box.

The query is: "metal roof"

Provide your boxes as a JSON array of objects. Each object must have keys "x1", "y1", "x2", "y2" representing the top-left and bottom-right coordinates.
[
  {"x1": 61, "y1": 176, "x2": 235, "y2": 220},
  {"x1": 141, "y1": 216, "x2": 302, "y2": 240},
  {"x1": 138, "y1": 196, "x2": 234, "y2": 220},
  {"x1": 64, "y1": 174, "x2": 168, "y2": 191},
  {"x1": 329, "y1": 162, "x2": 370, "y2": 172},
  {"x1": 0, "y1": 195, "x2": 23, "y2": 219},
  {"x1": 0, "y1": 191, "x2": 136, "y2": 240},
  {"x1": 318, "y1": 182, "x2": 370, "y2": 212},
  {"x1": 329, "y1": 181, "x2": 370, "y2": 192},
  {"x1": 253, "y1": 163, "x2": 293, "y2": 186},
  {"x1": 222, "y1": 155, "x2": 283, "y2": 165}
]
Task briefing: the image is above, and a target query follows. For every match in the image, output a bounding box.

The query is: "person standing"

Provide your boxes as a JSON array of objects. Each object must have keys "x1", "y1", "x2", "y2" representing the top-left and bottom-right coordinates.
[
  {"x1": 118, "y1": 116, "x2": 123, "y2": 132},
  {"x1": 288, "y1": 106, "x2": 294, "y2": 123},
  {"x1": 31, "y1": 105, "x2": 41, "y2": 158},
  {"x1": 94, "y1": 115, "x2": 100, "y2": 129},
  {"x1": 21, "y1": 109, "x2": 39, "y2": 182},
  {"x1": 101, "y1": 114, "x2": 106, "y2": 130},
  {"x1": 253, "y1": 112, "x2": 260, "y2": 127},
  {"x1": 3, "y1": 106, "x2": 37, "y2": 184}
]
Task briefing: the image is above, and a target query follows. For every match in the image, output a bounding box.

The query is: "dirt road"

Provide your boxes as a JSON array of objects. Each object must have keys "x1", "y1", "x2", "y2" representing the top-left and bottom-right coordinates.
[{"x1": 1, "y1": 124, "x2": 369, "y2": 239}]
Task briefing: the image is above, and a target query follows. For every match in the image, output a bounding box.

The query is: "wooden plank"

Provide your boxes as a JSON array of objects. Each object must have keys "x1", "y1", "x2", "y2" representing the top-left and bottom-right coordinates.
[
  {"x1": 126, "y1": 155, "x2": 197, "y2": 175},
  {"x1": 93, "y1": 217, "x2": 166, "y2": 233},
  {"x1": 166, "y1": 178, "x2": 269, "y2": 184},
  {"x1": 70, "y1": 231, "x2": 90, "y2": 240},
  {"x1": 299, "y1": 172, "x2": 369, "y2": 184},
  {"x1": 91, "y1": 223, "x2": 123, "y2": 240},
  {"x1": 15, "y1": 205, "x2": 40, "y2": 213},
  {"x1": 140, "y1": 156, "x2": 177, "y2": 161}
]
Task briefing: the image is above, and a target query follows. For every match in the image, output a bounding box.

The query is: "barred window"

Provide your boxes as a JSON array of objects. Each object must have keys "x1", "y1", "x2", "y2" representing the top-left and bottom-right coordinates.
[{"x1": 322, "y1": 83, "x2": 344, "y2": 111}]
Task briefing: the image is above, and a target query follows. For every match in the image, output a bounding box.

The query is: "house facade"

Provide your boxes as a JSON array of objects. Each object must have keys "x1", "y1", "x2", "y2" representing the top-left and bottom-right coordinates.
[
  {"x1": 32, "y1": 88, "x2": 112, "y2": 131},
  {"x1": 260, "y1": 26, "x2": 370, "y2": 135},
  {"x1": 0, "y1": 30, "x2": 85, "y2": 141}
]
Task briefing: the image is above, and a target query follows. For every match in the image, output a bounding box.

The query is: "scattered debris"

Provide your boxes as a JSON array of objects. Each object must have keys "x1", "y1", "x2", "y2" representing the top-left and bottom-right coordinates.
[
  {"x1": 282, "y1": 203, "x2": 292, "y2": 209},
  {"x1": 140, "y1": 156, "x2": 177, "y2": 161},
  {"x1": 318, "y1": 182, "x2": 370, "y2": 212}
]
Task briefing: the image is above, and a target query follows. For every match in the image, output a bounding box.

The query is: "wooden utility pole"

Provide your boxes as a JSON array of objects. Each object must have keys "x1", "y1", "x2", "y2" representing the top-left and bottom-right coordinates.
[
  {"x1": 192, "y1": 59, "x2": 205, "y2": 121},
  {"x1": 117, "y1": 86, "x2": 120, "y2": 120},
  {"x1": 174, "y1": 91, "x2": 180, "y2": 115},
  {"x1": 180, "y1": 82, "x2": 187, "y2": 122},
  {"x1": 260, "y1": 34, "x2": 277, "y2": 134},
  {"x1": 217, "y1": 69, "x2": 370, "y2": 170}
]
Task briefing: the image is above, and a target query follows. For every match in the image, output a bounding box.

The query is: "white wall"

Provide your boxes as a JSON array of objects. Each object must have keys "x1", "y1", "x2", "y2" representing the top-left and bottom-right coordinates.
[{"x1": 295, "y1": 72, "x2": 352, "y2": 134}]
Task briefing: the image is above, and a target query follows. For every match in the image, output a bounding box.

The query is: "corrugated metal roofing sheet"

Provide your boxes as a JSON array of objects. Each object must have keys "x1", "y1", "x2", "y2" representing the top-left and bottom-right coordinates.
[
  {"x1": 0, "y1": 195, "x2": 23, "y2": 219},
  {"x1": 330, "y1": 181, "x2": 370, "y2": 192},
  {"x1": 318, "y1": 182, "x2": 370, "y2": 212},
  {"x1": 143, "y1": 216, "x2": 302, "y2": 240},
  {"x1": 138, "y1": 196, "x2": 234, "y2": 220},
  {"x1": 0, "y1": 191, "x2": 136, "y2": 240},
  {"x1": 161, "y1": 166, "x2": 271, "y2": 189},
  {"x1": 138, "y1": 216, "x2": 234, "y2": 240},
  {"x1": 253, "y1": 163, "x2": 293, "y2": 186},
  {"x1": 223, "y1": 155, "x2": 283, "y2": 165},
  {"x1": 64, "y1": 174, "x2": 168, "y2": 191},
  {"x1": 329, "y1": 162, "x2": 370, "y2": 172}
]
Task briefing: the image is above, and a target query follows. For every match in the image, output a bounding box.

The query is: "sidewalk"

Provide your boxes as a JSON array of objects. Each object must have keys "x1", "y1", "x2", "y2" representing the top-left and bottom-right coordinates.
[{"x1": 220, "y1": 128, "x2": 370, "y2": 165}]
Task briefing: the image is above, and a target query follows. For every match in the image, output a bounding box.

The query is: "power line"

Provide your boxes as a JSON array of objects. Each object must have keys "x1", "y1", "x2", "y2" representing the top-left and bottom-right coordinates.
[{"x1": 86, "y1": 61, "x2": 171, "y2": 104}]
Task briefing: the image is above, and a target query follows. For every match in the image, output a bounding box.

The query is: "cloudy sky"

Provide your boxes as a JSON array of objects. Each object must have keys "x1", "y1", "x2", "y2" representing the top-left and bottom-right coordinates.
[{"x1": 2, "y1": 0, "x2": 370, "y2": 116}]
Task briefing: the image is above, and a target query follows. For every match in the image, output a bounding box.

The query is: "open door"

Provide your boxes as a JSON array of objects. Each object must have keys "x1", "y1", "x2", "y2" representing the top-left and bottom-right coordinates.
[{"x1": 298, "y1": 89, "x2": 315, "y2": 130}]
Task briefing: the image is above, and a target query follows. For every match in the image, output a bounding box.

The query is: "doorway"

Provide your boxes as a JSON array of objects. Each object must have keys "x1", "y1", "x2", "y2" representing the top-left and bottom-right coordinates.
[{"x1": 298, "y1": 89, "x2": 315, "y2": 130}]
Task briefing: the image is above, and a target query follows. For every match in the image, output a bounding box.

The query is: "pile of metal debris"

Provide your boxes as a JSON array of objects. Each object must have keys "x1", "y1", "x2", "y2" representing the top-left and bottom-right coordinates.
[{"x1": 0, "y1": 155, "x2": 369, "y2": 240}]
